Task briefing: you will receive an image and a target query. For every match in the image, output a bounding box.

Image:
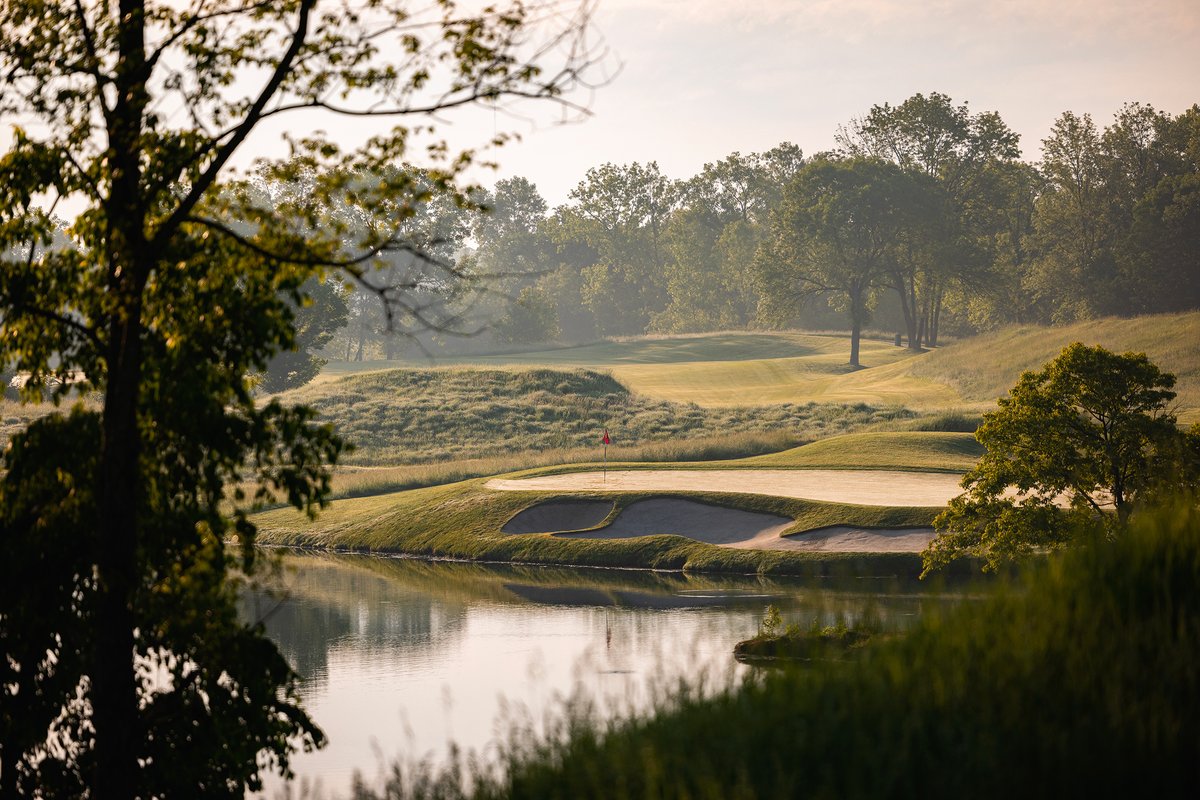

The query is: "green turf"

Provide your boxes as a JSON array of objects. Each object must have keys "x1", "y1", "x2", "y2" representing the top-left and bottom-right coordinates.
[
  {"x1": 735, "y1": 431, "x2": 984, "y2": 472},
  {"x1": 251, "y1": 478, "x2": 938, "y2": 577},
  {"x1": 316, "y1": 315, "x2": 1200, "y2": 418},
  {"x1": 903, "y1": 311, "x2": 1200, "y2": 418}
]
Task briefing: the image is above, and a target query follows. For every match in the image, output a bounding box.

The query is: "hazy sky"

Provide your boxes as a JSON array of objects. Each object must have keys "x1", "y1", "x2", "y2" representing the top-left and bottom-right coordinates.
[{"x1": 426, "y1": 0, "x2": 1200, "y2": 207}]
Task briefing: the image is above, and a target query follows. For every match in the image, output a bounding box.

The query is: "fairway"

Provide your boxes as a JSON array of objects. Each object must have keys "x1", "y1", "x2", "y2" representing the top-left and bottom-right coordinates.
[
  {"x1": 310, "y1": 315, "x2": 1200, "y2": 418},
  {"x1": 314, "y1": 331, "x2": 961, "y2": 408}
]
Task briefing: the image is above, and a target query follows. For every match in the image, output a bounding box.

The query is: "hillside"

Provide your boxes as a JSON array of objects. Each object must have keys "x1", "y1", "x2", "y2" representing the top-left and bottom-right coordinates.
[{"x1": 902, "y1": 311, "x2": 1200, "y2": 419}]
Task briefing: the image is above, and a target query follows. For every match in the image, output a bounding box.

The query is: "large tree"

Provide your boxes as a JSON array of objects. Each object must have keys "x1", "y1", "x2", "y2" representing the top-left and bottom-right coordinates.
[
  {"x1": 922, "y1": 343, "x2": 1200, "y2": 575},
  {"x1": 0, "y1": 1, "x2": 596, "y2": 795},
  {"x1": 759, "y1": 157, "x2": 921, "y2": 367},
  {"x1": 837, "y1": 92, "x2": 1021, "y2": 347}
]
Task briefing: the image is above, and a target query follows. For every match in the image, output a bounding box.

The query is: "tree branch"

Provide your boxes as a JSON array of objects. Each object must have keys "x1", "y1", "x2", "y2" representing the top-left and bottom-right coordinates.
[{"x1": 152, "y1": 0, "x2": 316, "y2": 250}]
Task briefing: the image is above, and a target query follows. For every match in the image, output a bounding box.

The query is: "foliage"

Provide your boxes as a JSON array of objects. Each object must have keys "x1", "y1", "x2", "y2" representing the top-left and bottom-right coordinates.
[
  {"x1": 0, "y1": 0, "x2": 596, "y2": 795},
  {"x1": 734, "y1": 607, "x2": 882, "y2": 661},
  {"x1": 260, "y1": 277, "x2": 350, "y2": 393},
  {"x1": 759, "y1": 157, "x2": 929, "y2": 366},
  {"x1": 923, "y1": 342, "x2": 1197, "y2": 574}
]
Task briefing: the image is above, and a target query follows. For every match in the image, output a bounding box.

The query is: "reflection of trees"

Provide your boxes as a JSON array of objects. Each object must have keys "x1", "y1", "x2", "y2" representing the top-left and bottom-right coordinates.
[
  {"x1": 238, "y1": 552, "x2": 962, "y2": 689},
  {"x1": 239, "y1": 558, "x2": 470, "y2": 689}
]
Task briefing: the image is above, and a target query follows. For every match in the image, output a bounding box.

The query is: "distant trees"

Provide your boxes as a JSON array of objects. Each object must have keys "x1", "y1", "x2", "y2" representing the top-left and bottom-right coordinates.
[
  {"x1": 312, "y1": 97, "x2": 1200, "y2": 363},
  {"x1": 923, "y1": 343, "x2": 1200, "y2": 574}
]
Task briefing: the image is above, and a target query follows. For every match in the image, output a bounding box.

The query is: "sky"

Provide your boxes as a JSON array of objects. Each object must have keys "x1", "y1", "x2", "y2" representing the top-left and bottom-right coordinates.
[{"x1": 414, "y1": 0, "x2": 1200, "y2": 207}]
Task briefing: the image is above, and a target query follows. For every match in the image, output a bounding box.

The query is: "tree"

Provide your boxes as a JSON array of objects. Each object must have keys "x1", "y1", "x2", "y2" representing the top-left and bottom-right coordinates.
[
  {"x1": 759, "y1": 157, "x2": 914, "y2": 367},
  {"x1": 567, "y1": 161, "x2": 679, "y2": 335},
  {"x1": 0, "y1": 1, "x2": 596, "y2": 795},
  {"x1": 260, "y1": 277, "x2": 349, "y2": 393},
  {"x1": 922, "y1": 343, "x2": 1199, "y2": 575},
  {"x1": 836, "y1": 93, "x2": 1021, "y2": 347}
]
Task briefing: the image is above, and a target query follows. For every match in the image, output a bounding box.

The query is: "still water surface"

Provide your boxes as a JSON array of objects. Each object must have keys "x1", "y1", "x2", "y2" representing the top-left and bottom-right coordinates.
[{"x1": 244, "y1": 552, "x2": 944, "y2": 797}]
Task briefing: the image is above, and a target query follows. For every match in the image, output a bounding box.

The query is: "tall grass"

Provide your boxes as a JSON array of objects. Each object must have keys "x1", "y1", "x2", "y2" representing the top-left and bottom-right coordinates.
[
  {"x1": 279, "y1": 366, "x2": 916, "y2": 467},
  {"x1": 346, "y1": 500, "x2": 1200, "y2": 799}
]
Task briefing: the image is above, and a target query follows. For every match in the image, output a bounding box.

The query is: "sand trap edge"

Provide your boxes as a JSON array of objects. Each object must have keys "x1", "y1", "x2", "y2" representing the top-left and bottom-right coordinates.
[{"x1": 502, "y1": 498, "x2": 616, "y2": 535}]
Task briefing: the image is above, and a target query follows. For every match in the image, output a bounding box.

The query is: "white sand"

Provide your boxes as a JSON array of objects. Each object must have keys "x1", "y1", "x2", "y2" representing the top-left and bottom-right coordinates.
[{"x1": 486, "y1": 469, "x2": 962, "y2": 507}]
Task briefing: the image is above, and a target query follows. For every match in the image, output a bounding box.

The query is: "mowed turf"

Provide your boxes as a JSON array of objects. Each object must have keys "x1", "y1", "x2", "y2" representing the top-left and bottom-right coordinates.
[
  {"x1": 315, "y1": 332, "x2": 953, "y2": 408},
  {"x1": 735, "y1": 431, "x2": 983, "y2": 473}
]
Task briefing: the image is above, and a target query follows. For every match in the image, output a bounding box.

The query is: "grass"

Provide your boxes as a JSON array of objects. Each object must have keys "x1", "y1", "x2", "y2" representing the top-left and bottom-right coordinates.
[
  {"x1": 313, "y1": 428, "x2": 981, "y2": 500},
  {"x1": 904, "y1": 311, "x2": 1200, "y2": 420},
  {"x1": 352, "y1": 501, "x2": 1200, "y2": 799},
  {"x1": 732, "y1": 609, "x2": 884, "y2": 662},
  {"x1": 315, "y1": 315, "x2": 1200, "y2": 419},
  {"x1": 251, "y1": 478, "x2": 940, "y2": 577},
  {"x1": 277, "y1": 366, "x2": 917, "y2": 466},
  {"x1": 734, "y1": 430, "x2": 983, "y2": 472},
  {"x1": 314, "y1": 331, "x2": 955, "y2": 408}
]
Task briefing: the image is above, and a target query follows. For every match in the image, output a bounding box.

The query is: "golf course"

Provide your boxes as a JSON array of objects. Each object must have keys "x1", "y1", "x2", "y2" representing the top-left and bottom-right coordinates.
[{"x1": 251, "y1": 311, "x2": 1200, "y2": 574}]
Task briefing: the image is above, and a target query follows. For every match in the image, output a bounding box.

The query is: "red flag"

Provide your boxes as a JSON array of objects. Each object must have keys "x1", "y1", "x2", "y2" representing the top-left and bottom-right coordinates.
[{"x1": 602, "y1": 429, "x2": 610, "y2": 445}]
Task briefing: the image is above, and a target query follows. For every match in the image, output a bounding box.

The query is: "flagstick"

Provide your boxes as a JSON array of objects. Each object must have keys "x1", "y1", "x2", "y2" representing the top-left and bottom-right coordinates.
[{"x1": 603, "y1": 442, "x2": 607, "y2": 483}]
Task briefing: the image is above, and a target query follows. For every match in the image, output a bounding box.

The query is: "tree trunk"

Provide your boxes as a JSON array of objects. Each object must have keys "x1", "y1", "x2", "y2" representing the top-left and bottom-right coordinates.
[
  {"x1": 893, "y1": 270, "x2": 920, "y2": 350},
  {"x1": 849, "y1": 284, "x2": 864, "y2": 368},
  {"x1": 93, "y1": 2, "x2": 149, "y2": 795}
]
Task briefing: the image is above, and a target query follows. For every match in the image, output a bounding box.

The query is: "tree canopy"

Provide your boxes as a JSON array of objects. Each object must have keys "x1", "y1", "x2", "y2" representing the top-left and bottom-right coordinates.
[
  {"x1": 0, "y1": 0, "x2": 597, "y2": 795},
  {"x1": 922, "y1": 343, "x2": 1200, "y2": 575}
]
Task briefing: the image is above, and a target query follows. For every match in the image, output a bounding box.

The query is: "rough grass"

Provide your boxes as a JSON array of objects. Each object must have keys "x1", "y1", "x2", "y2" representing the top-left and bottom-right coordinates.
[
  {"x1": 278, "y1": 366, "x2": 917, "y2": 466},
  {"x1": 251, "y1": 479, "x2": 938, "y2": 577}
]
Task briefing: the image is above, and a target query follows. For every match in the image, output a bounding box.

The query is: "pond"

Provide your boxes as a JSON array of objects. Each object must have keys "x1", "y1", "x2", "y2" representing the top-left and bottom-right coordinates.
[{"x1": 244, "y1": 551, "x2": 950, "y2": 798}]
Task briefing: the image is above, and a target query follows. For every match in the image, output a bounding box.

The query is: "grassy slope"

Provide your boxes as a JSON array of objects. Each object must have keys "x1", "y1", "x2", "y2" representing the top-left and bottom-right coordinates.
[
  {"x1": 251, "y1": 429, "x2": 977, "y2": 572},
  {"x1": 735, "y1": 431, "x2": 983, "y2": 472},
  {"x1": 905, "y1": 311, "x2": 1200, "y2": 419},
  {"x1": 316, "y1": 332, "x2": 955, "y2": 408},
  {"x1": 315, "y1": 314, "x2": 1200, "y2": 416}
]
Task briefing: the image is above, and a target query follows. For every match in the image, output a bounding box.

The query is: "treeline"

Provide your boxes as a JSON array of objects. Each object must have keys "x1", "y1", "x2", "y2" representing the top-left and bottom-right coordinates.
[{"x1": 297, "y1": 93, "x2": 1199, "y2": 375}]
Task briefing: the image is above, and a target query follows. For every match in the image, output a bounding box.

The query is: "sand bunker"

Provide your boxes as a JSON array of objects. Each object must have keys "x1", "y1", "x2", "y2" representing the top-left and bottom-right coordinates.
[
  {"x1": 554, "y1": 498, "x2": 793, "y2": 547},
  {"x1": 486, "y1": 469, "x2": 962, "y2": 507},
  {"x1": 538, "y1": 497, "x2": 934, "y2": 553},
  {"x1": 502, "y1": 499, "x2": 614, "y2": 534}
]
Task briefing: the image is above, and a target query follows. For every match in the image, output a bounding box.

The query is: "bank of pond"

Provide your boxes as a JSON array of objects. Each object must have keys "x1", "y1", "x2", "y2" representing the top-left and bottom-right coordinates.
[{"x1": 251, "y1": 503, "x2": 1200, "y2": 798}]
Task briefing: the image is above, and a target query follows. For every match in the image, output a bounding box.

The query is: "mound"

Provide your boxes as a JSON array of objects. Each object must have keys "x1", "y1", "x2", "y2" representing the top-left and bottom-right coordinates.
[{"x1": 502, "y1": 499, "x2": 615, "y2": 534}]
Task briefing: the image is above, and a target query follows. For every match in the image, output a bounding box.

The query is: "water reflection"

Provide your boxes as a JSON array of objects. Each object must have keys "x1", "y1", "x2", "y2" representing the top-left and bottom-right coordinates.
[{"x1": 244, "y1": 552, "x2": 950, "y2": 797}]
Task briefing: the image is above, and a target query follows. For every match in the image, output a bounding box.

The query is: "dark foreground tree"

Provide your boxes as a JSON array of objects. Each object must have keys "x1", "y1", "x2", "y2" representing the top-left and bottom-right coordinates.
[
  {"x1": 922, "y1": 342, "x2": 1200, "y2": 575},
  {"x1": 0, "y1": 1, "x2": 597, "y2": 795}
]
